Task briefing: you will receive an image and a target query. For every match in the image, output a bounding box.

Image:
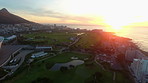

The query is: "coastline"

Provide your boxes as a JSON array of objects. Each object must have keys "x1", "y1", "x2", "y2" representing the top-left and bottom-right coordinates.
[
  {"x1": 107, "y1": 30, "x2": 148, "y2": 56},
  {"x1": 64, "y1": 24, "x2": 148, "y2": 52}
]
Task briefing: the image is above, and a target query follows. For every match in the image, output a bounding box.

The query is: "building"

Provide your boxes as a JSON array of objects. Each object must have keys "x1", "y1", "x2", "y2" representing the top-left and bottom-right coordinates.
[
  {"x1": 35, "y1": 46, "x2": 53, "y2": 51},
  {"x1": 130, "y1": 59, "x2": 148, "y2": 83},
  {"x1": 125, "y1": 48, "x2": 147, "y2": 62},
  {"x1": 6, "y1": 35, "x2": 17, "y2": 40},
  {"x1": 126, "y1": 48, "x2": 148, "y2": 83},
  {"x1": 0, "y1": 36, "x2": 4, "y2": 49},
  {"x1": 4, "y1": 35, "x2": 17, "y2": 43},
  {"x1": 31, "y1": 51, "x2": 48, "y2": 58}
]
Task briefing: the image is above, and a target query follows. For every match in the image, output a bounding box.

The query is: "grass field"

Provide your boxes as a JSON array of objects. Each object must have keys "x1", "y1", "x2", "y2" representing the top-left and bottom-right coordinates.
[
  {"x1": 4, "y1": 52, "x2": 131, "y2": 83},
  {"x1": 73, "y1": 32, "x2": 101, "y2": 48},
  {"x1": 22, "y1": 32, "x2": 77, "y2": 45}
]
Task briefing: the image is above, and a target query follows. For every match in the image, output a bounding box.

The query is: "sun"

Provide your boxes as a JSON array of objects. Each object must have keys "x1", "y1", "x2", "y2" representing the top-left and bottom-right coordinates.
[
  {"x1": 111, "y1": 27, "x2": 123, "y2": 32},
  {"x1": 104, "y1": 18, "x2": 128, "y2": 32},
  {"x1": 112, "y1": 27, "x2": 122, "y2": 30},
  {"x1": 106, "y1": 24, "x2": 124, "y2": 32}
]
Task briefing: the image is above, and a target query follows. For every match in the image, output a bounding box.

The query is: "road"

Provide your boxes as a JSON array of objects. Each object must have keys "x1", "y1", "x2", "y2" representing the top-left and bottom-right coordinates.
[
  {"x1": 0, "y1": 50, "x2": 33, "y2": 80},
  {"x1": 0, "y1": 45, "x2": 25, "y2": 67},
  {"x1": 68, "y1": 37, "x2": 81, "y2": 47},
  {"x1": 9, "y1": 50, "x2": 33, "y2": 75},
  {"x1": 59, "y1": 37, "x2": 81, "y2": 53}
]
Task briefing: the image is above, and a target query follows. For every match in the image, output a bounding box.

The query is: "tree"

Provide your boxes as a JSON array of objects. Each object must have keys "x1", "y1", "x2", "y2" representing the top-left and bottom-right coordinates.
[
  {"x1": 94, "y1": 72, "x2": 103, "y2": 79},
  {"x1": 60, "y1": 66, "x2": 68, "y2": 72},
  {"x1": 93, "y1": 72, "x2": 103, "y2": 82},
  {"x1": 32, "y1": 77, "x2": 53, "y2": 83},
  {"x1": 69, "y1": 65, "x2": 75, "y2": 69},
  {"x1": 45, "y1": 62, "x2": 54, "y2": 69},
  {"x1": 0, "y1": 68, "x2": 7, "y2": 78}
]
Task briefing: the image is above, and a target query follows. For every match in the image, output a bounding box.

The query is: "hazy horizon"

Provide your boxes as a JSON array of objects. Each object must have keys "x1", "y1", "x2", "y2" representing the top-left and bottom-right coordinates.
[{"x1": 1, "y1": 0, "x2": 148, "y2": 29}]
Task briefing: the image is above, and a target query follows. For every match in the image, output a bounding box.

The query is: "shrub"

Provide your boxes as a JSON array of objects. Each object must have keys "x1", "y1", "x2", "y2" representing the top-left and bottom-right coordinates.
[
  {"x1": 60, "y1": 66, "x2": 68, "y2": 72},
  {"x1": 69, "y1": 65, "x2": 75, "y2": 69},
  {"x1": 45, "y1": 62, "x2": 55, "y2": 70},
  {"x1": 32, "y1": 77, "x2": 53, "y2": 83},
  {"x1": 0, "y1": 68, "x2": 7, "y2": 78}
]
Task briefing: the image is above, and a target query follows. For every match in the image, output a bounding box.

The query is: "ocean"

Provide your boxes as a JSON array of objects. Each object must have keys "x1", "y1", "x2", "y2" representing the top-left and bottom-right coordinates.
[{"x1": 58, "y1": 24, "x2": 148, "y2": 52}]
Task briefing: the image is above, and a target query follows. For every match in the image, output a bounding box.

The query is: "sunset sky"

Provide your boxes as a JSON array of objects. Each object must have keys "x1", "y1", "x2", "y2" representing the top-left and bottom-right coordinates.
[{"x1": 0, "y1": 0, "x2": 148, "y2": 28}]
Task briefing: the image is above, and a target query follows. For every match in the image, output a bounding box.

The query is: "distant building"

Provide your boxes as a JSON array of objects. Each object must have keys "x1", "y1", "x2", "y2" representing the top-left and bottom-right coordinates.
[{"x1": 130, "y1": 59, "x2": 148, "y2": 83}]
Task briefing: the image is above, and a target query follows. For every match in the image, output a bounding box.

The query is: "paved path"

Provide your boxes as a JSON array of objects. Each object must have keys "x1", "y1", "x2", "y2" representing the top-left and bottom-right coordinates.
[
  {"x1": 59, "y1": 37, "x2": 81, "y2": 53},
  {"x1": 36, "y1": 53, "x2": 56, "y2": 63},
  {"x1": 68, "y1": 37, "x2": 80, "y2": 47},
  {"x1": 113, "y1": 72, "x2": 116, "y2": 81},
  {"x1": 94, "y1": 55, "x2": 105, "y2": 71}
]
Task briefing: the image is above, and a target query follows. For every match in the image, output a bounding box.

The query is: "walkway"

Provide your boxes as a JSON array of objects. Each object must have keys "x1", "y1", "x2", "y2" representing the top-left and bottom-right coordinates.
[
  {"x1": 94, "y1": 55, "x2": 105, "y2": 71},
  {"x1": 36, "y1": 53, "x2": 56, "y2": 63},
  {"x1": 113, "y1": 72, "x2": 116, "y2": 81},
  {"x1": 59, "y1": 37, "x2": 81, "y2": 53}
]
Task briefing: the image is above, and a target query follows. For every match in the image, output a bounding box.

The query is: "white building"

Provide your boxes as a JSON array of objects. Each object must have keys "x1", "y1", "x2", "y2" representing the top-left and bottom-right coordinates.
[
  {"x1": 0, "y1": 36, "x2": 4, "y2": 49},
  {"x1": 31, "y1": 51, "x2": 48, "y2": 58},
  {"x1": 6, "y1": 35, "x2": 17, "y2": 40},
  {"x1": 130, "y1": 59, "x2": 148, "y2": 83}
]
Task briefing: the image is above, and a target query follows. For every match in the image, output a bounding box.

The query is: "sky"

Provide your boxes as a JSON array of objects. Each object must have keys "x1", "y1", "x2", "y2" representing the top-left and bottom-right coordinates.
[{"x1": 0, "y1": 0, "x2": 148, "y2": 28}]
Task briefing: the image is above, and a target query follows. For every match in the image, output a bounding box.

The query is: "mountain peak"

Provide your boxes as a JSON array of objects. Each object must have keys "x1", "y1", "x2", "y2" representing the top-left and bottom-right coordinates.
[
  {"x1": 0, "y1": 8, "x2": 33, "y2": 24},
  {"x1": 0, "y1": 8, "x2": 9, "y2": 13}
]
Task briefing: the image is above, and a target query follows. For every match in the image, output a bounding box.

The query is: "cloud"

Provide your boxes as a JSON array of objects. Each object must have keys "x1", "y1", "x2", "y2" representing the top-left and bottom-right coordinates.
[{"x1": 22, "y1": 8, "x2": 102, "y2": 24}]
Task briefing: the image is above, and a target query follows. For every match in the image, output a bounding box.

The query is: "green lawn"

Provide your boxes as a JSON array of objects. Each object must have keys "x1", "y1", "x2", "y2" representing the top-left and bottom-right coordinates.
[
  {"x1": 4, "y1": 52, "x2": 91, "y2": 83},
  {"x1": 22, "y1": 32, "x2": 77, "y2": 45},
  {"x1": 115, "y1": 72, "x2": 131, "y2": 83},
  {"x1": 4, "y1": 52, "x2": 131, "y2": 83},
  {"x1": 73, "y1": 32, "x2": 101, "y2": 48}
]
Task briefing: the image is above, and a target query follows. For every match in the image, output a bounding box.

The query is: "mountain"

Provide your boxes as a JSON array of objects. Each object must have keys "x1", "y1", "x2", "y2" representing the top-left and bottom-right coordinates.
[{"x1": 0, "y1": 8, "x2": 32, "y2": 24}]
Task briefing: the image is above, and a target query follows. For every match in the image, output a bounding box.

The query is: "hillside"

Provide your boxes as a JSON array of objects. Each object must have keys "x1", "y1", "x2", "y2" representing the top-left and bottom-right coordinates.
[{"x1": 0, "y1": 8, "x2": 32, "y2": 24}]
